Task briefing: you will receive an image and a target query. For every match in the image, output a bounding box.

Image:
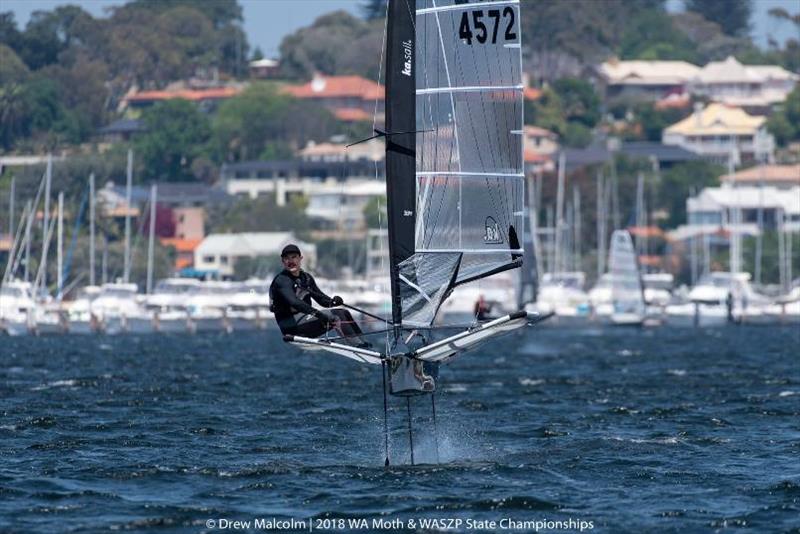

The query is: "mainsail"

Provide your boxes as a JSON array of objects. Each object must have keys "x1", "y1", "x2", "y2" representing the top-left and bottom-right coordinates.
[
  {"x1": 609, "y1": 230, "x2": 645, "y2": 320},
  {"x1": 386, "y1": 0, "x2": 525, "y2": 328}
]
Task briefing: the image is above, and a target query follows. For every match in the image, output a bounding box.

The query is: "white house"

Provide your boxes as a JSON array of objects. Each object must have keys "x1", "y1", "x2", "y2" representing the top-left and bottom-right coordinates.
[
  {"x1": 194, "y1": 232, "x2": 315, "y2": 277},
  {"x1": 306, "y1": 180, "x2": 386, "y2": 235},
  {"x1": 594, "y1": 59, "x2": 700, "y2": 101},
  {"x1": 720, "y1": 164, "x2": 800, "y2": 190},
  {"x1": 686, "y1": 185, "x2": 800, "y2": 232},
  {"x1": 689, "y1": 56, "x2": 799, "y2": 111}
]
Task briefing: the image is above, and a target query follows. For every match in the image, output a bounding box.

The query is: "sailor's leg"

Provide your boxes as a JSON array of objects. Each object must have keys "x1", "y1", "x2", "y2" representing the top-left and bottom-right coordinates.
[
  {"x1": 293, "y1": 314, "x2": 328, "y2": 338},
  {"x1": 330, "y1": 309, "x2": 370, "y2": 346},
  {"x1": 331, "y1": 309, "x2": 365, "y2": 335}
]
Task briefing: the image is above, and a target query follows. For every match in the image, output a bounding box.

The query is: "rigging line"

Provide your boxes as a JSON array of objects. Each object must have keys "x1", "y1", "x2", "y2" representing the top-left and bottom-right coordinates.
[
  {"x1": 118, "y1": 193, "x2": 151, "y2": 284},
  {"x1": 372, "y1": 0, "x2": 389, "y2": 133}
]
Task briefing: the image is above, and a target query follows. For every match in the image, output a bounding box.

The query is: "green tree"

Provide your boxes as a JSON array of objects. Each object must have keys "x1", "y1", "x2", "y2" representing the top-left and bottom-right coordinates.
[
  {"x1": 629, "y1": 103, "x2": 693, "y2": 142},
  {"x1": 0, "y1": 12, "x2": 24, "y2": 52},
  {"x1": 213, "y1": 83, "x2": 340, "y2": 163},
  {"x1": 659, "y1": 161, "x2": 723, "y2": 228},
  {"x1": 0, "y1": 82, "x2": 28, "y2": 149},
  {"x1": 41, "y1": 53, "x2": 109, "y2": 139},
  {"x1": 278, "y1": 10, "x2": 383, "y2": 79},
  {"x1": 135, "y1": 99, "x2": 212, "y2": 181},
  {"x1": 526, "y1": 87, "x2": 566, "y2": 134},
  {"x1": 684, "y1": 0, "x2": 752, "y2": 37},
  {"x1": 767, "y1": 86, "x2": 800, "y2": 146},
  {"x1": 619, "y1": 10, "x2": 699, "y2": 62},
  {"x1": 551, "y1": 78, "x2": 601, "y2": 128},
  {"x1": 361, "y1": 0, "x2": 387, "y2": 21},
  {"x1": 207, "y1": 194, "x2": 310, "y2": 235},
  {"x1": 123, "y1": 0, "x2": 242, "y2": 28}
]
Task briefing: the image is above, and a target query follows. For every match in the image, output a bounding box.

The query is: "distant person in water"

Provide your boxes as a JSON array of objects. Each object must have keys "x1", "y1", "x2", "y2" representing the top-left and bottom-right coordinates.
[{"x1": 270, "y1": 244, "x2": 370, "y2": 348}]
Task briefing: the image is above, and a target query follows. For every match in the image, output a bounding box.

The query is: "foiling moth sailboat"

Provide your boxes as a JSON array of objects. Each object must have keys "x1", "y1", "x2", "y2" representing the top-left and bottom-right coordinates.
[{"x1": 285, "y1": 0, "x2": 549, "y2": 463}]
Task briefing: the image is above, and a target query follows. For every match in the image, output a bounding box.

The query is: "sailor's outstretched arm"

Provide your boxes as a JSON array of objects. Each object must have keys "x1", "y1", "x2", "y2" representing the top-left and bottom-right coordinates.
[{"x1": 307, "y1": 274, "x2": 334, "y2": 307}]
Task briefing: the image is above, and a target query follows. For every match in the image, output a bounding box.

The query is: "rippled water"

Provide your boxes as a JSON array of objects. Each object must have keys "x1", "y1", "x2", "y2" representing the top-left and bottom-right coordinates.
[{"x1": 1, "y1": 325, "x2": 799, "y2": 532}]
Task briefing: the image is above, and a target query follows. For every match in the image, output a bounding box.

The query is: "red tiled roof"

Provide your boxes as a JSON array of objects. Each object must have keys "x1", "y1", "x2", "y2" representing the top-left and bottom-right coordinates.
[
  {"x1": 283, "y1": 75, "x2": 385, "y2": 101},
  {"x1": 721, "y1": 164, "x2": 800, "y2": 184},
  {"x1": 628, "y1": 226, "x2": 665, "y2": 239},
  {"x1": 333, "y1": 108, "x2": 372, "y2": 122},
  {"x1": 524, "y1": 86, "x2": 542, "y2": 101},
  {"x1": 160, "y1": 238, "x2": 202, "y2": 253},
  {"x1": 175, "y1": 256, "x2": 194, "y2": 270},
  {"x1": 126, "y1": 87, "x2": 242, "y2": 103},
  {"x1": 524, "y1": 149, "x2": 550, "y2": 163},
  {"x1": 525, "y1": 125, "x2": 557, "y2": 138}
]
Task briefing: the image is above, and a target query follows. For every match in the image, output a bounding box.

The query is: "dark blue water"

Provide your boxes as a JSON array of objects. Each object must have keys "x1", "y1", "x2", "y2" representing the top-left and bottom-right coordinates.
[{"x1": 1, "y1": 325, "x2": 798, "y2": 533}]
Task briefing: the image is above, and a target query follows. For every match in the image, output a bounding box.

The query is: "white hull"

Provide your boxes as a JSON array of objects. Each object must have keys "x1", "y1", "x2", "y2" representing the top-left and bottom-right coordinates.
[
  {"x1": 35, "y1": 320, "x2": 65, "y2": 335},
  {"x1": 665, "y1": 304, "x2": 729, "y2": 327},
  {"x1": 190, "y1": 316, "x2": 224, "y2": 333},
  {"x1": 102, "y1": 317, "x2": 125, "y2": 336},
  {"x1": 155, "y1": 317, "x2": 189, "y2": 333},
  {"x1": 68, "y1": 320, "x2": 96, "y2": 335},
  {"x1": 228, "y1": 316, "x2": 258, "y2": 332},
  {"x1": 126, "y1": 316, "x2": 155, "y2": 334},
  {"x1": 3, "y1": 319, "x2": 30, "y2": 336},
  {"x1": 611, "y1": 312, "x2": 644, "y2": 326}
]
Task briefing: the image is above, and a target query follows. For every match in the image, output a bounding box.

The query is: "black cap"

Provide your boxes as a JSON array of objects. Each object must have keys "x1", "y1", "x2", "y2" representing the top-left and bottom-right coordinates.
[{"x1": 281, "y1": 244, "x2": 301, "y2": 257}]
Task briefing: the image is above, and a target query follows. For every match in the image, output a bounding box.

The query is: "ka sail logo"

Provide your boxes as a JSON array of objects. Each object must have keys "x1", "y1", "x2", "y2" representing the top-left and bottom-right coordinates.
[
  {"x1": 401, "y1": 40, "x2": 412, "y2": 77},
  {"x1": 483, "y1": 217, "x2": 503, "y2": 244}
]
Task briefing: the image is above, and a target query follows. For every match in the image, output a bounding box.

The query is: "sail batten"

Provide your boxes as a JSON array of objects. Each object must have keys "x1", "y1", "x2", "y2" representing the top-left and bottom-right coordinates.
[
  {"x1": 417, "y1": 84, "x2": 524, "y2": 94},
  {"x1": 417, "y1": 0, "x2": 520, "y2": 15},
  {"x1": 416, "y1": 171, "x2": 524, "y2": 178}
]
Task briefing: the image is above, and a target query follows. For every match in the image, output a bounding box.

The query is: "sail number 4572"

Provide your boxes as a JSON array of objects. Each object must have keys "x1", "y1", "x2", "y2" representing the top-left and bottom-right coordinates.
[{"x1": 458, "y1": 7, "x2": 517, "y2": 45}]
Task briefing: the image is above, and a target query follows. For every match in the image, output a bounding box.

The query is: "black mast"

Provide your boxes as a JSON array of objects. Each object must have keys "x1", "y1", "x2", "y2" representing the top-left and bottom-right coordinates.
[{"x1": 385, "y1": 0, "x2": 416, "y2": 332}]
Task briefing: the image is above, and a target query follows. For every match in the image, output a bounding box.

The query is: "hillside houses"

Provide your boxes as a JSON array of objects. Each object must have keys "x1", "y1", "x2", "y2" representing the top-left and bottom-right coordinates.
[
  {"x1": 594, "y1": 57, "x2": 798, "y2": 113},
  {"x1": 282, "y1": 74, "x2": 385, "y2": 124},
  {"x1": 689, "y1": 56, "x2": 799, "y2": 112}
]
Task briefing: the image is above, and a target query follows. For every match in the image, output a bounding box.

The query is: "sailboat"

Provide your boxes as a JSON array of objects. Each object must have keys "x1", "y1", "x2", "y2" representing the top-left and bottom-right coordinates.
[
  {"x1": 608, "y1": 230, "x2": 645, "y2": 326},
  {"x1": 285, "y1": 0, "x2": 548, "y2": 463}
]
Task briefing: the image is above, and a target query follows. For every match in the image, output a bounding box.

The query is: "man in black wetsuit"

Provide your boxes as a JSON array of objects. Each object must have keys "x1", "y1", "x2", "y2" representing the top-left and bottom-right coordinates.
[{"x1": 270, "y1": 244, "x2": 370, "y2": 347}]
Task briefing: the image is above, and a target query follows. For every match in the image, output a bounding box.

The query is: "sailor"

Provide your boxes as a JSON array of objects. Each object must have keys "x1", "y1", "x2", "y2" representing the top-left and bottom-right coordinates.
[
  {"x1": 474, "y1": 294, "x2": 494, "y2": 321},
  {"x1": 270, "y1": 244, "x2": 370, "y2": 348}
]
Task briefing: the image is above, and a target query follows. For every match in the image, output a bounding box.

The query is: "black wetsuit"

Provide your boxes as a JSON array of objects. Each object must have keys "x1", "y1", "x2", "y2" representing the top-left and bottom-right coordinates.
[{"x1": 270, "y1": 269, "x2": 365, "y2": 340}]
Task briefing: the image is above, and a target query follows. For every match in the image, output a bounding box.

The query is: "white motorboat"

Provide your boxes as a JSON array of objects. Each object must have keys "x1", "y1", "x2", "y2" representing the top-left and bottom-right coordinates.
[
  {"x1": 93, "y1": 283, "x2": 154, "y2": 334},
  {"x1": 527, "y1": 272, "x2": 591, "y2": 326},
  {"x1": 0, "y1": 280, "x2": 35, "y2": 336},
  {"x1": 66, "y1": 286, "x2": 102, "y2": 334}
]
